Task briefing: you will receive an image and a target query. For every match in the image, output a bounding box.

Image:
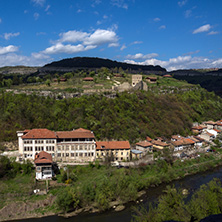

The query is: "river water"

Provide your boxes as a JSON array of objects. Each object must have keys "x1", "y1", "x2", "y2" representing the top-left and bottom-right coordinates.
[{"x1": 17, "y1": 166, "x2": 222, "y2": 222}]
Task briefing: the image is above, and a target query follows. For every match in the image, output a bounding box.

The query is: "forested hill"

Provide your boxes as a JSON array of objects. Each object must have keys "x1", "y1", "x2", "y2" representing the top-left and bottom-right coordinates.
[
  {"x1": 0, "y1": 88, "x2": 221, "y2": 143},
  {"x1": 40, "y1": 57, "x2": 166, "y2": 73}
]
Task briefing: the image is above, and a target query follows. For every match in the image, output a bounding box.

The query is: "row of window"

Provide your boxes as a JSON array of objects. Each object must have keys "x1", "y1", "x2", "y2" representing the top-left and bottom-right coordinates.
[
  {"x1": 57, "y1": 144, "x2": 95, "y2": 151},
  {"x1": 57, "y1": 152, "x2": 94, "y2": 157},
  {"x1": 97, "y1": 151, "x2": 129, "y2": 156}
]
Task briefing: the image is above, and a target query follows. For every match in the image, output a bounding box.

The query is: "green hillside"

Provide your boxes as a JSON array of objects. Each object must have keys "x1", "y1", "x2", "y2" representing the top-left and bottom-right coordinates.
[{"x1": 0, "y1": 87, "x2": 221, "y2": 143}]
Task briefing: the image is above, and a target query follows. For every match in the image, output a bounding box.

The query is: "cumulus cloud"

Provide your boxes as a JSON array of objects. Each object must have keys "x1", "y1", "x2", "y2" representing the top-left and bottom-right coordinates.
[
  {"x1": 0, "y1": 52, "x2": 51, "y2": 67},
  {"x1": 126, "y1": 53, "x2": 159, "y2": 60},
  {"x1": 0, "y1": 45, "x2": 19, "y2": 55},
  {"x1": 3, "y1": 32, "x2": 20, "y2": 40},
  {"x1": 40, "y1": 28, "x2": 119, "y2": 55},
  {"x1": 193, "y1": 24, "x2": 211, "y2": 34},
  {"x1": 124, "y1": 55, "x2": 222, "y2": 71}
]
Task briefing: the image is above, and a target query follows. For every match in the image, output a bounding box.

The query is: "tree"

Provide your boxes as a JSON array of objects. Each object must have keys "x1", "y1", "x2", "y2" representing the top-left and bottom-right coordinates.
[{"x1": 45, "y1": 79, "x2": 51, "y2": 86}]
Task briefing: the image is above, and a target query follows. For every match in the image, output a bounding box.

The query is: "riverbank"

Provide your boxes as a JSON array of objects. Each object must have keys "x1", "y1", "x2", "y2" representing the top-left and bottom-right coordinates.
[{"x1": 1, "y1": 153, "x2": 222, "y2": 221}]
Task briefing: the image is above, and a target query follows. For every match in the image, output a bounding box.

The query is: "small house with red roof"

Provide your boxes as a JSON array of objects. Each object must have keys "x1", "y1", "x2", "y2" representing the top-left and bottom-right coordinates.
[
  {"x1": 34, "y1": 151, "x2": 53, "y2": 180},
  {"x1": 136, "y1": 140, "x2": 153, "y2": 153},
  {"x1": 83, "y1": 77, "x2": 94, "y2": 81}
]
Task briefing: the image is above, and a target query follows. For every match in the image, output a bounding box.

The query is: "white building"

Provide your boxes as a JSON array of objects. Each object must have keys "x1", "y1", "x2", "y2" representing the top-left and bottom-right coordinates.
[{"x1": 17, "y1": 128, "x2": 96, "y2": 163}]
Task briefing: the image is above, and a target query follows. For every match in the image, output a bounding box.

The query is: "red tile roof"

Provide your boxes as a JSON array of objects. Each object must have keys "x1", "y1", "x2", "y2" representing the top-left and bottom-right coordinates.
[
  {"x1": 34, "y1": 151, "x2": 53, "y2": 164},
  {"x1": 213, "y1": 129, "x2": 221, "y2": 133},
  {"x1": 146, "y1": 136, "x2": 152, "y2": 142},
  {"x1": 83, "y1": 77, "x2": 94, "y2": 81},
  {"x1": 205, "y1": 121, "x2": 216, "y2": 125},
  {"x1": 163, "y1": 74, "x2": 172, "y2": 78},
  {"x1": 192, "y1": 125, "x2": 206, "y2": 130},
  {"x1": 96, "y1": 141, "x2": 130, "y2": 150},
  {"x1": 56, "y1": 128, "x2": 95, "y2": 139},
  {"x1": 22, "y1": 129, "x2": 57, "y2": 139},
  {"x1": 136, "y1": 140, "x2": 153, "y2": 147},
  {"x1": 151, "y1": 140, "x2": 169, "y2": 147}
]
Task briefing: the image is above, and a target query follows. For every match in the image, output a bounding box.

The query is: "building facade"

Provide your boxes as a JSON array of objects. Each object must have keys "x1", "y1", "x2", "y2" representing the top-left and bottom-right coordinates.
[{"x1": 17, "y1": 128, "x2": 96, "y2": 163}]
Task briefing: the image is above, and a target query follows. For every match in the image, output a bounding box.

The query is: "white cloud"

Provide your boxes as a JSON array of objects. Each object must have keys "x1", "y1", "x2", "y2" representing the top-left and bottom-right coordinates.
[
  {"x1": 159, "y1": 25, "x2": 166, "y2": 30},
  {"x1": 178, "y1": 0, "x2": 187, "y2": 7},
  {"x1": 124, "y1": 55, "x2": 222, "y2": 71},
  {"x1": 59, "y1": 30, "x2": 89, "y2": 43},
  {"x1": 45, "y1": 5, "x2": 50, "y2": 12},
  {"x1": 193, "y1": 24, "x2": 211, "y2": 34},
  {"x1": 153, "y1": 17, "x2": 160, "y2": 22},
  {"x1": 3, "y1": 32, "x2": 20, "y2": 40},
  {"x1": 31, "y1": 0, "x2": 45, "y2": 7},
  {"x1": 34, "y1": 12, "x2": 40, "y2": 20},
  {"x1": 126, "y1": 53, "x2": 158, "y2": 60},
  {"x1": 111, "y1": 0, "x2": 128, "y2": 9},
  {"x1": 185, "y1": 10, "x2": 192, "y2": 18},
  {"x1": 120, "y1": 44, "x2": 127, "y2": 51},
  {"x1": 83, "y1": 29, "x2": 118, "y2": 46},
  {"x1": 0, "y1": 45, "x2": 19, "y2": 55},
  {"x1": 207, "y1": 31, "x2": 219, "y2": 35},
  {"x1": 0, "y1": 52, "x2": 51, "y2": 67},
  {"x1": 131, "y1": 41, "x2": 143, "y2": 45},
  {"x1": 40, "y1": 28, "x2": 119, "y2": 55}
]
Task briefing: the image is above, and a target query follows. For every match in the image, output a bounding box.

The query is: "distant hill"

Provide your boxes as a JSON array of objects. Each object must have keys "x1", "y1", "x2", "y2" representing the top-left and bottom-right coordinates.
[
  {"x1": 39, "y1": 57, "x2": 166, "y2": 74},
  {"x1": 170, "y1": 69, "x2": 222, "y2": 97},
  {"x1": 0, "y1": 66, "x2": 38, "y2": 75}
]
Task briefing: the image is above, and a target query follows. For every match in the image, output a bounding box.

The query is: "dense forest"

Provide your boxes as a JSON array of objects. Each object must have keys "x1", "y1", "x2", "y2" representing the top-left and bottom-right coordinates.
[
  {"x1": 41, "y1": 57, "x2": 166, "y2": 72},
  {"x1": 0, "y1": 87, "x2": 221, "y2": 143}
]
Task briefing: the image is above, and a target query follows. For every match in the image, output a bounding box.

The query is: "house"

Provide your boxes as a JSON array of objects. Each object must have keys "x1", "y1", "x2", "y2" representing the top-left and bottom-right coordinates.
[
  {"x1": 191, "y1": 125, "x2": 207, "y2": 134},
  {"x1": 163, "y1": 74, "x2": 172, "y2": 78},
  {"x1": 96, "y1": 141, "x2": 130, "y2": 161},
  {"x1": 146, "y1": 76, "x2": 157, "y2": 83},
  {"x1": 171, "y1": 137, "x2": 195, "y2": 152},
  {"x1": 215, "y1": 122, "x2": 222, "y2": 130},
  {"x1": 190, "y1": 136, "x2": 204, "y2": 148},
  {"x1": 17, "y1": 128, "x2": 96, "y2": 163},
  {"x1": 146, "y1": 136, "x2": 152, "y2": 142},
  {"x1": 132, "y1": 74, "x2": 142, "y2": 87},
  {"x1": 151, "y1": 140, "x2": 169, "y2": 151},
  {"x1": 131, "y1": 149, "x2": 143, "y2": 159},
  {"x1": 199, "y1": 131, "x2": 215, "y2": 142},
  {"x1": 203, "y1": 121, "x2": 217, "y2": 130},
  {"x1": 34, "y1": 151, "x2": 53, "y2": 180},
  {"x1": 83, "y1": 77, "x2": 94, "y2": 81},
  {"x1": 136, "y1": 140, "x2": 153, "y2": 153}
]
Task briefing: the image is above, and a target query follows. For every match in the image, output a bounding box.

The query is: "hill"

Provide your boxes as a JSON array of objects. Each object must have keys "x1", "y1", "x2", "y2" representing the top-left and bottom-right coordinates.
[{"x1": 39, "y1": 57, "x2": 166, "y2": 74}]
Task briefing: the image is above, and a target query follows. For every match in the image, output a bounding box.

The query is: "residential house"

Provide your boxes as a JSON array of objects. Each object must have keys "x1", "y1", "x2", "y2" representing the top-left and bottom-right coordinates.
[
  {"x1": 136, "y1": 140, "x2": 153, "y2": 153},
  {"x1": 151, "y1": 140, "x2": 169, "y2": 151},
  {"x1": 146, "y1": 76, "x2": 157, "y2": 83},
  {"x1": 131, "y1": 149, "x2": 143, "y2": 159},
  {"x1": 34, "y1": 151, "x2": 53, "y2": 180},
  {"x1": 146, "y1": 136, "x2": 152, "y2": 142},
  {"x1": 96, "y1": 141, "x2": 130, "y2": 161},
  {"x1": 199, "y1": 131, "x2": 215, "y2": 142},
  {"x1": 204, "y1": 121, "x2": 217, "y2": 130},
  {"x1": 189, "y1": 136, "x2": 204, "y2": 148},
  {"x1": 191, "y1": 125, "x2": 207, "y2": 134},
  {"x1": 83, "y1": 77, "x2": 94, "y2": 81},
  {"x1": 171, "y1": 136, "x2": 195, "y2": 152}
]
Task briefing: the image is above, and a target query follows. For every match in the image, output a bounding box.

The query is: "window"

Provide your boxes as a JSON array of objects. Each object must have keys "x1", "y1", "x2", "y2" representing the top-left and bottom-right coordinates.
[
  {"x1": 79, "y1": 145, "x2": 83, "y2": 150},
  {"x1": 66, "y1": 153, "x2": 69, "y2": 157},
  {"x1": 91, "y1": 152, "x2": 94, "y2": 156},
  {"x1": 79, "y1": 153, "x2": 83, "y2": 157},
  {"x1": 85, "y1": 153, "x2": 87, "y2": 157},
  {"x1": 57, "y1": 153, "x2": 61, "y2": 157},
  {"x1": 66, "y1": 146, "x2": 69, "y2": 150},
  {"x1": 85, "y1": 145, "x2": 87, "y2": 150},
  {"x1": 71, "y1": 153, "x2": 74, "y2": 157},
  {"x1": 121, "y1": 152, "x2": 123, "y2": 155}
]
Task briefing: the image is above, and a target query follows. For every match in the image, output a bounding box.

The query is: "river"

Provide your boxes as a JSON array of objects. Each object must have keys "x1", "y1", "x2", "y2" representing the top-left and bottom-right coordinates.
[{"x1": 16, "y1": 166, "x2": 222, "y2": 222}]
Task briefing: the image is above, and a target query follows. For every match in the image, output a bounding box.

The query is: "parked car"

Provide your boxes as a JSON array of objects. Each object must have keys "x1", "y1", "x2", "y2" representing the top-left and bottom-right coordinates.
[{"x1": 206, "y1": 149, "x2": 215, "y2": 152}]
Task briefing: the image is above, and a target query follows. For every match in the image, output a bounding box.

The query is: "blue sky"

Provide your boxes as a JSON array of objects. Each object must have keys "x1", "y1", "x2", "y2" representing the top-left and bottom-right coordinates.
[{"x1": 0, "y1": 0, "x2": 222, "y2": 71}]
